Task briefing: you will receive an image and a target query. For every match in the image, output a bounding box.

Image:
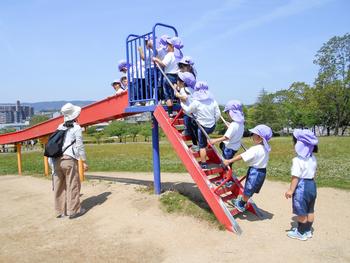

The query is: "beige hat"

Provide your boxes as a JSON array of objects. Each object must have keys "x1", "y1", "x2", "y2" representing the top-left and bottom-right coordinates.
[{"x1": 61, "y1": 103, "x2": 81, "y2": 122}]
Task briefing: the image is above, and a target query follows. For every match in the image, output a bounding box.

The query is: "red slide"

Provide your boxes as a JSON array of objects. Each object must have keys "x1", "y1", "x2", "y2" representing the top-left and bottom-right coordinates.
[
  {"x1": 154, "y1": 105, "x2": 263, "y2": 234},
  {"x1": 0, "y1": 92, "x2": 134, "y2": 144}
]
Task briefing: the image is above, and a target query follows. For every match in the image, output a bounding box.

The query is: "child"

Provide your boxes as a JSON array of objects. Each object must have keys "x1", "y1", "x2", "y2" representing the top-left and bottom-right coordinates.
[
  {"x1": 174, "y1": 72, "x2": 197, "y2": 148},
  {"x1": 153, "y1": 37, "x2": 183, "y2": 117},
  {"x1": 181, "y1": 81, "x2": 221, "y2": 169},
  {"x1": 178, "y1": 56, "x2": 197, "y2": 78},
  {"x1": 210, "y1": 100, "x2": 244, "y2": 161},
  {"x1": 111, "y1": 80, "x2": 125, "y2": 95},
  {"x1": 120, "y1": 76, "x2": 128, "y2": 90},
  {"x1": 285, "y1": 129, "x2": 318, "y2": 241},
  {"x1": 223, "y1": 125, "x2": 272, "y2": 212}
]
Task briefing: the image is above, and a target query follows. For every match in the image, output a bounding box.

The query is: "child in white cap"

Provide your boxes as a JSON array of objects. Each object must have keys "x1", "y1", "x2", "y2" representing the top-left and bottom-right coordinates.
[
  {"x1": 210, "y1": 100, "x2": 244, "y2": 162},
  {"x1": 224, "y1": 124, "x2": 272, "y2": 212},
  {"x1": 111, "y1": 79, "x2": 125, "y2": 95},
  {"x1": 181, "y1": 81, "x2": 221, "y2": 169},
  {"x1": 285, "y1": 129, "x2": 318, "y2": 241}
]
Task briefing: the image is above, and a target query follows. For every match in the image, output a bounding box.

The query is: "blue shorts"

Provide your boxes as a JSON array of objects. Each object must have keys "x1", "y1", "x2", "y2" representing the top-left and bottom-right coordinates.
[
  {"x1": 163, "y1": 73, "x2": 177, "y2": 101},
  {"x1": 244, "y1": 167, "x2": 267, "y2": 197},
  {"x1": 197, "y1": 125, "x2": 216, "y2": 148},
  {"x1": 219, "y1": 142, "x2": 237, "y2": 160},
  {"x1": 293, "y1": 179, "x2": 317, "y2": 216}
]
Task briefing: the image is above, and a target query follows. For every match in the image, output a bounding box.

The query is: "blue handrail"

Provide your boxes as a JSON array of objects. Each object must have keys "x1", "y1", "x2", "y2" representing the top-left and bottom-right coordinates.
[{"x1": 125, "y1": 23, "x2": 178, "y2": 109}]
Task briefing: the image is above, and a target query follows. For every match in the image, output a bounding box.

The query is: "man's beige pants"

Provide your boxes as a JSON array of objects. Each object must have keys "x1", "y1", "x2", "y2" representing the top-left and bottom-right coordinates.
[{"x1": 53, "y1": 155, "x2": 81, "y2": 216}]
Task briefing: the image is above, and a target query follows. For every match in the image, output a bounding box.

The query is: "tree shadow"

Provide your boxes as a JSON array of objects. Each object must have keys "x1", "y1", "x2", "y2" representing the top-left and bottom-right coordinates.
[{"x1": 81, "y1": 191, "x2": 112, "y2": 213}]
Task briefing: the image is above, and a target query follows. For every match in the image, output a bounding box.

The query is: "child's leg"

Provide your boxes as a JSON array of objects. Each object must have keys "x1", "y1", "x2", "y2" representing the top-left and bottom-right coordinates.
[
  {"x1": 306, "y1": 213, "x2": 314, "y2": 233},
  {"x1": 198, "y1": 125, "x2": 216, "y2": 166}
]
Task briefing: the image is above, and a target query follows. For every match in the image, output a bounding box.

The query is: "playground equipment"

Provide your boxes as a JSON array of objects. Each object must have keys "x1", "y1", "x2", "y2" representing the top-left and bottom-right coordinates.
[{"x1": 0, "y1": 23, "x2": 263, "y2": 234}]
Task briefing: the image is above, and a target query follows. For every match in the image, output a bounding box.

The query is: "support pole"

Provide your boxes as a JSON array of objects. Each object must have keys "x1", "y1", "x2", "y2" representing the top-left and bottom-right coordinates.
[
  {"x1": 44, "y1": 156, "x2": 49, "y2": 177},
  {"x1": 151, "y1": 113, "x2": 161, "y2": 195},
  {"x1": 16, "y1": 143, "x2": 22, "y2": 175},
  {"x1": 78, "y1": 159, "x2": 85, "y2": 182}
]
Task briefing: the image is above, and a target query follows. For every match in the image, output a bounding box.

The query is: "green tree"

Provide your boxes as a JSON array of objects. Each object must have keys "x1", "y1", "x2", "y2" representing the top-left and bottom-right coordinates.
[
  {"x1": 251, "y1": 89, "x2": 282, "y2": 131},
  {"x1": 0, "y1": 128, "x2": 16, "y2": 134},
  {"x1": 313, "y1": 33, "x2": 350, "y2": 135},
  {"x1": 139, "y1": 122, "x2": 152, "y2": 142},
  {"x1": 104, "y1": 121, "x2": 127, "y2": 143},
  {"x1": 29, "y1": 115, "x2": 49, "y2": 127},
  {"x1": 128, "y1": 124, "x2": 140, "y2": 142}
]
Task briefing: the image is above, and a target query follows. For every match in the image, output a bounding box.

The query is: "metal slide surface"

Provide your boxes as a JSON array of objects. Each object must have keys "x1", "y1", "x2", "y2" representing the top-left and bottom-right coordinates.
[
  {"x1": 0, "y1": 92, "x2": 134, "y2": 145},
  {"x1": 154, "y1": 105, "x2": 263, "y2": 234}
]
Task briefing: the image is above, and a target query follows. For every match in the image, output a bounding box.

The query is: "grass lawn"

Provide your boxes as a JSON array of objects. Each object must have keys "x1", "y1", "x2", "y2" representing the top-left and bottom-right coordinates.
[{"x1": 0, "y1": 136, "x2": 349, "y2": 190}]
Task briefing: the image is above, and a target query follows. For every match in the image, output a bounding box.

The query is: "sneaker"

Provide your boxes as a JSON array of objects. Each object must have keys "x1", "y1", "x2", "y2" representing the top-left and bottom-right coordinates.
[
  {"x1": 200, "y1": 162, "x2": 208, "y2": 169},
  {"x1": 287, "y1": 228, "x2": 307, "y2": 241},
  {"x1": 69, "y1": 208, "x2": 87, "y2": 219},
  {"x1": 291, "y1": 228, "x2": 313, "y2": 239},
  {"x1": 214, "y1": 179, "x2": 233, "y2": 188},
  {"x1": 232, "y1": 198, "x2": 246, "y2": 212},
  {"x1": 190, "y1": 145, "x2": 200, "y2": 152},
  {"x1": 305, "y1": 230, "x2": 313, "y2": 239}
]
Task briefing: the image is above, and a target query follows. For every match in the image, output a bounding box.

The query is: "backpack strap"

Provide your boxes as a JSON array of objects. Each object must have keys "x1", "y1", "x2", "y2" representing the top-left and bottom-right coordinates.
[{"x1": 62, "y1": 139, "x2": 76, "y2": 154}]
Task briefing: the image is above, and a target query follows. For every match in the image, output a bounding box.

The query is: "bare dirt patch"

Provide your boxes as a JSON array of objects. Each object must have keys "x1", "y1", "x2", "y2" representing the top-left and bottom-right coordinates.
[{"x1": 0, "y1": 173, "x2": 349, "y2": 263}]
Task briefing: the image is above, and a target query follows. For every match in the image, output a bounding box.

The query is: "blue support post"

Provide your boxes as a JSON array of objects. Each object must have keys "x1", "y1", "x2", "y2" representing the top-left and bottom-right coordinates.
[{"x1": 152, "y1": 113, "x2": 161, "y2": 194}]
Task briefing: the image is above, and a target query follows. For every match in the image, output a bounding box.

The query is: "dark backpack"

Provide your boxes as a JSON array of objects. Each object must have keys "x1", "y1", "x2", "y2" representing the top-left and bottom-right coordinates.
[{"x1": 44, "y1": 129, "x2": 75, "y2": 158}]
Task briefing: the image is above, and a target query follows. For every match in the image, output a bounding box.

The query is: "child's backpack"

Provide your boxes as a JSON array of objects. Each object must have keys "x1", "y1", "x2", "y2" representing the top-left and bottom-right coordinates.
[{"x1": 44, "y1": 129, "x2": 75, "y2": 158}]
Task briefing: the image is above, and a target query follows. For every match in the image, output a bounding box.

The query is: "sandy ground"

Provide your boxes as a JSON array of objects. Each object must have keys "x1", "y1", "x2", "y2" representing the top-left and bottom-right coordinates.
[{"x1": 0, "y1": 172, "x2": 349, "y2": 263}]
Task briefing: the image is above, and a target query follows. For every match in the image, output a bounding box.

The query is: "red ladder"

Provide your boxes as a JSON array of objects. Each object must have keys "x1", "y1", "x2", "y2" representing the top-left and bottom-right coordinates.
[{"x1": 154, "y1": 105, "x2": 263, "y2": 234}]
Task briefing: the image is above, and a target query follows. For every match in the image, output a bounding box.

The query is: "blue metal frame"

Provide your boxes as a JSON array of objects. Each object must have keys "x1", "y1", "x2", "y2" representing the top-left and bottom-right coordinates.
[{"x1": 125, "y1": 23, "x2": 178, "y2": 194}]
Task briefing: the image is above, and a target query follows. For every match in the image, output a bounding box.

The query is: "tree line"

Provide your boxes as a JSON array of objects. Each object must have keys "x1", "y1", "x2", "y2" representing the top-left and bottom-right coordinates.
[{"x1": 245, "y1": 33, "x2": 350, "y2": 136}]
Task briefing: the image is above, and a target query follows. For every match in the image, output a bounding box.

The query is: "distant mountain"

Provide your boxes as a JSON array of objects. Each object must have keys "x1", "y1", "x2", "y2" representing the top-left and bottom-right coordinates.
[{"x1": 22, "y1": 101, "x2": 95, "y2": 112}]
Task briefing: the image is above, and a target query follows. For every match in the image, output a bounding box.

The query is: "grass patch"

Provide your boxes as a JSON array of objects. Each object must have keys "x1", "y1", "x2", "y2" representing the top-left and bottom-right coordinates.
[
  {"x1": 0, "y1": 136, "x2": 349, "y2": 190},
  {"x1": 159, "y1": 190, "x2": 224, "y2": 230}
]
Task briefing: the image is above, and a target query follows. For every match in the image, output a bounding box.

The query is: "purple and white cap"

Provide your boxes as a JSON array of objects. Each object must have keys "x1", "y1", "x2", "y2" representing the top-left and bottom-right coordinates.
[
  {"x1": 293, "y1": 129, "x2": 318, "y2": 158},
  {"x1": 192, "y1": 81, "x2": 213, "y2": 101},
  {"x1": 178, "y1": 72, "x2": 196, "y2": 89},
  {"x1": 249, "y1": 124, "x2": 273, "y2": 152},
  {"x1": 224, "y1": 100, "x2": 245, "y2": 123},
  {"x1": 159, "y1": 35, "x2": 170, "y2": 49},
  {"x1": 118, "y1": 60, "x2": 130, "y2": 72}
]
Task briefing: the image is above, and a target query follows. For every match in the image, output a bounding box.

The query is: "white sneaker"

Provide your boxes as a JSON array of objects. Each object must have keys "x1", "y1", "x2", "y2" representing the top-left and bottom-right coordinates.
[
  {"x1": 287, "y1": 228, "x2": 307, "y2": 241},
  {"x1": 291, "y1": 228, "x2": 312, "y2": 239}
]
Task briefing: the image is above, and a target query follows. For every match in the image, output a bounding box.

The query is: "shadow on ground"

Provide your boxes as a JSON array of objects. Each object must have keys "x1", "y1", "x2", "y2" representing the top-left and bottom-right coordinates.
[
  {"x1": 81, "y1": 191, "x2": 112, "y2": 212},
  {"x1": 85, "y1": 174, "x2": 274, "y2": 221}
]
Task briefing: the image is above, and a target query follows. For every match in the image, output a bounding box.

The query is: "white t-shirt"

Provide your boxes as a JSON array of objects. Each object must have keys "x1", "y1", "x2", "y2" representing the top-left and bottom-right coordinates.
[
  {"x1": 291, "y1": 155, "x2": 317, "y2": 179},
  {"x1": 241, "y1": 144, "x2": 269, "y2": 168},
  {"x1": 157, "y1": 48, "x2": 167, "y2": 60},
  {"x1": 181, "y1": 99, "x2": 221, "y2": 128},
  {"x1": 179, "y1": 87, "x2": 194, "y2": 114},
  {"x1": 58, "y1": 123, "x2": 87, "y2": 161},
  {"x1": 162, "y1": 52, "x2": 178, "y2": 74},
  {"x1": 223, "y1": 122, "x2": 244, "y2": 151},
  {"x1": 130, "y1": 60, "x2": 145, "y2": 79}
]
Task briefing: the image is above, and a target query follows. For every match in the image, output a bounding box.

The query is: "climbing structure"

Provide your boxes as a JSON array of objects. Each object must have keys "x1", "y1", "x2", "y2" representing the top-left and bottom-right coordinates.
[{"x1": 0, "y1": 23, "x2": 264, "y2": 234}]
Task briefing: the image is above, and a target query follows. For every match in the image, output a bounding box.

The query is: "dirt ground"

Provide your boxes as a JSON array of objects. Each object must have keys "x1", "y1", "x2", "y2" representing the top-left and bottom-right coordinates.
[{"x1": 0, "y1": 172, "x2": 349, "y2": 263}]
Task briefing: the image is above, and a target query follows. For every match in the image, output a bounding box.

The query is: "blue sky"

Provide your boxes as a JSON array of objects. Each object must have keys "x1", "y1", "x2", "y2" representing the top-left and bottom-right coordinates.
[{"x1": 0, "y1": 0, "x2": 349, "y2": 105}]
